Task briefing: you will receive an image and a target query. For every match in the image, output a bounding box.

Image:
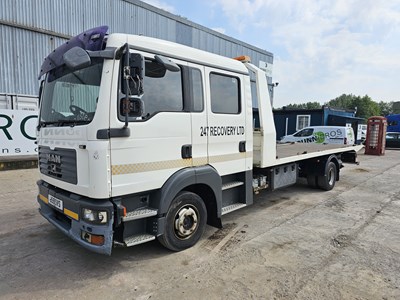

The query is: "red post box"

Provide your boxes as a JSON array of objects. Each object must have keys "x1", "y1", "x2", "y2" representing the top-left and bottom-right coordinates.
[{"x1": 364, "y1": 116, "x2": 387, "y2": 155}]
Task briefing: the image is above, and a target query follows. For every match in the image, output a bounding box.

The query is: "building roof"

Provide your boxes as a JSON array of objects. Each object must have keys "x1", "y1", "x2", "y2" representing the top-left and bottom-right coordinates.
[{"x1": 273, "y1": 105, "x2": 356, "y2": 115}]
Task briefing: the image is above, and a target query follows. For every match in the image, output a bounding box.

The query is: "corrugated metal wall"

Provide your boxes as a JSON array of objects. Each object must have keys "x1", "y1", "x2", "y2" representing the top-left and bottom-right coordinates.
[{"x1": 0, "y1": 0, "x2": 273, "y2": 97}]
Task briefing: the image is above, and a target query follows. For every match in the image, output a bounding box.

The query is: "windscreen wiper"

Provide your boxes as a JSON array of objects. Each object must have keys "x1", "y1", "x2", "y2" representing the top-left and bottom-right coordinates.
[
  {"x1": 37, "y1": 121, "x2": 56, "y2": 130},
  {"x1": 37, "y1": 119, "x2": 90, "y2": 130},
  {"x1": 56, "y1": 119, "x2": 91, "y2": 127}
]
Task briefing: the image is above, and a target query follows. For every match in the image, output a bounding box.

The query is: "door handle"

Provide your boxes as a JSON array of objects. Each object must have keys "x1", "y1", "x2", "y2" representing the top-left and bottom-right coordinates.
[
  {"x1": 239, "y1": 141, "x2": 246, "y2": 152},
  {"x1": 181, "y1": 144, "x2": 192, "y2": 159}
]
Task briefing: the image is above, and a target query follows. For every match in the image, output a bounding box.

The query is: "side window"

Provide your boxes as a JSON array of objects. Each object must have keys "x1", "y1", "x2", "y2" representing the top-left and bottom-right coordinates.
[
  {"x1": 210, "y1": 73, "x2": 240, "y2": 114},
  {"x1": 303, "y1": 128, "x2": 314, "y2": 136},
  {"x1": 294, "y1": 128, "x2": 313, "y2": 137},
  {"x1": 141, "y1": 59, "x2": 183, "y2": 117},
  {"x1": 293, "y1": 129, "x2": 304, "y2": 137},
  {"x1": 190, "y1": 68, "x2": 203, "y2": 112}
]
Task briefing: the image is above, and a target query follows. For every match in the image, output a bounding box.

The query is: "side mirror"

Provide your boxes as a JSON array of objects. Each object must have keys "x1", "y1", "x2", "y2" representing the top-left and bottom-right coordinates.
[
  {"x1": 63, "y1": 47, "x2": 91, "y2": 70},
  {"x1": 121, "y1": 51, "x2": 144, "y2": 96},
  {"x1": 120, "y1": 96, "x2": 144, "y2": 118}
]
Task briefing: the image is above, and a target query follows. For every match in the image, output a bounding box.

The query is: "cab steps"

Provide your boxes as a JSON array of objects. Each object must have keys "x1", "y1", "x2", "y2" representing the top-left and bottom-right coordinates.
[
  {"x1": 124, "y1": 234, "x2": 156, "y2": 247},
  {"x1": 221, "y1": 203, "x2": 246, "y2": 215},
  {"x1": 222, "y1": 181, "x2": 244, "y2": 190},
  {"x1": 123, "y1": 207, "x2": 158, "y2": 222}
]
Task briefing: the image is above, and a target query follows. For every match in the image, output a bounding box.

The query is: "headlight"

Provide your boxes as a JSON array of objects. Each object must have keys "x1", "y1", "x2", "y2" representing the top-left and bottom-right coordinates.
[{"x1": 82, "y1": 208, "x2": 108, "y2": 224}]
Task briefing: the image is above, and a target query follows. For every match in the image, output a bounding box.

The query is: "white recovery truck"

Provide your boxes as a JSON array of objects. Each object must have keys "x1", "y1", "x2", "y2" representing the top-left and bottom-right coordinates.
[{"x1": 36, "y1": 27, "x2": 362, "y2": 255}]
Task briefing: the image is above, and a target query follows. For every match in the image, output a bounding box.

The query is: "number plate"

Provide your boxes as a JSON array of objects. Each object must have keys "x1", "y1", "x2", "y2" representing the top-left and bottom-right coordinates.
[{"x1": 48, "y1": 195, "x2": 63, "y2": 211}]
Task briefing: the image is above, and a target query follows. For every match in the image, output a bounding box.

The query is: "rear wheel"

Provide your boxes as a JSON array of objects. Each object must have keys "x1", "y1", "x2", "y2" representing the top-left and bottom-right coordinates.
[
  {"x1": 158, "y1": 191, "x2": 207, "y2": 251},
  {"x1": 317, "y1": 162, "x2": 337, "y2": 191}
]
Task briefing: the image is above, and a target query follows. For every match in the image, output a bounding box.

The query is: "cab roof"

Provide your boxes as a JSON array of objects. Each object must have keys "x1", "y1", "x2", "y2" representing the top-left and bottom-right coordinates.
[{"x1": 106, "y1": 33, "x2": 249, "y2": 75}]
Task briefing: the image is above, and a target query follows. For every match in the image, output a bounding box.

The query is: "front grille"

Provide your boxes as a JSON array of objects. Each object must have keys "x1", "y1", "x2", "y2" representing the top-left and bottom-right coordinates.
[{"x1": 39, "y1": 146, "x2": 77, "y2": 184}]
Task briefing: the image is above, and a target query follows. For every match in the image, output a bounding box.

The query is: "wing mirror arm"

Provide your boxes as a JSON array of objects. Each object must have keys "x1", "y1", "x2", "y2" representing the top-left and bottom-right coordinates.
[
  {"x1": 122, "y1": 43, "x2": 131, "y2": 129},
  {"x1": 121, "y1": 43, "x2": 144, "y2": 129}
]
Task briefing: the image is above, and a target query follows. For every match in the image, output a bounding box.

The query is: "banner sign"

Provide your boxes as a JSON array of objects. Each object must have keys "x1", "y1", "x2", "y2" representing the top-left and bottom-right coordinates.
[{"x1": 0, "y1": 109, "x2": 38, "y2": 156}]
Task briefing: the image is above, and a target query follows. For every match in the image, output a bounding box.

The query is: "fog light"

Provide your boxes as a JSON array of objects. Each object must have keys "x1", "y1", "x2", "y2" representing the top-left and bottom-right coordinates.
[
  {"x1": 82, "y1": 208, "x2": 108, "y2": 224},
  {"x1": 81, "y1": 230, "x2": 105, "y2": 246}
]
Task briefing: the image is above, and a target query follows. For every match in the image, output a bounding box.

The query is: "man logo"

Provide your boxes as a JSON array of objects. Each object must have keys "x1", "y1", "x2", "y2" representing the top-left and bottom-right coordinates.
[
  {"x1": 46, "y1": 154, "x2": 61, "y2": 164},
  {"x1": 51, "y1": 164, "x2": 57, "y2": 173}
]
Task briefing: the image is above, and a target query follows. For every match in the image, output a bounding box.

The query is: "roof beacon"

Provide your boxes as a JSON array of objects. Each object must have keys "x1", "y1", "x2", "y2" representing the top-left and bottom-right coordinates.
[{"x1": 233, "y1": 55, "x2": 251, "y2": 63}]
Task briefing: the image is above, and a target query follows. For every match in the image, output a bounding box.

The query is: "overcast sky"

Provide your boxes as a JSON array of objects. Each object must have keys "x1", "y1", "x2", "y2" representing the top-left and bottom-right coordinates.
[{"x1": 141, "y1": 0, "x2": 399, "y2": 107}]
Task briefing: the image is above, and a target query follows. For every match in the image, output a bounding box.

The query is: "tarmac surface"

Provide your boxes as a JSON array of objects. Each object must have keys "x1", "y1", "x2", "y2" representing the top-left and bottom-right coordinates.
[{"x1": 0, "y1": 150, "x2": 399, "y2": 299}]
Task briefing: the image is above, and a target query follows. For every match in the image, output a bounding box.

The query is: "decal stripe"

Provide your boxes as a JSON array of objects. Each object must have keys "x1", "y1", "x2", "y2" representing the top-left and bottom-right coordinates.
[
  {"x1": 39, "y1": 194, "x2": 48, "y2": 204},
  {"x1": 209, "y1": 152, "x2": 247, "y2": 163},
  {"x1": 112, "y1": 152, "x2": 253, "y2": 175},
  {"x1": 112, "y1": 159, "x2": 192, "y2": 175},
  {"x1": 64, "y1": 208, "x2": 79, "y2": 220}
]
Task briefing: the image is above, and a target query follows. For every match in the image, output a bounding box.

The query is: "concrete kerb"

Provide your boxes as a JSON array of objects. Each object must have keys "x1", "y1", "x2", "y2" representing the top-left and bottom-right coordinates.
[{"x1": 0, "y1": 155, "x2": 38, "y2": 171}]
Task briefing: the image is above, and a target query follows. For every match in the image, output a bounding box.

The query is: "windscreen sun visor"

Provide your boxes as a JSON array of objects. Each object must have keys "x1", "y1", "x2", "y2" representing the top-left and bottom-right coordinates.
[{"x1": 38, "y1": 26, "x2": 109, "y2": 79}]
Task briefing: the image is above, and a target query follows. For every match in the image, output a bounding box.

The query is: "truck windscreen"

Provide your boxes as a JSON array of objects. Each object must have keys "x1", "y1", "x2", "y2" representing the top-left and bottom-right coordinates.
[{"x1": 39, "y1": 61, "x2": 103, "y2": 127}]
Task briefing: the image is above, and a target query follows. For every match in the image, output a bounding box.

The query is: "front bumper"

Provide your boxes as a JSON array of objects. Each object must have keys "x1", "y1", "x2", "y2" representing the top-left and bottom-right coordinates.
[{"x1": 37, "y1": 180, "x2": 114, "y2": 255}]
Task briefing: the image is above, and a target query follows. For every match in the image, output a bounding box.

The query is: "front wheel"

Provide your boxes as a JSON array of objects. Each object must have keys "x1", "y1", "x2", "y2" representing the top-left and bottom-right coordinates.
[{"x1": 158, "y1": 191, "x2": 207, "y2": 251}]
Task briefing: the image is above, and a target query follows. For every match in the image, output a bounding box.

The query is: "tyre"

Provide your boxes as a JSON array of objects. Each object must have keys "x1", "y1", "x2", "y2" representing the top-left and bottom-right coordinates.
[
  {"x1": 317, "y1": 162, "x2": 337, "y2": 191},
  {"x1": 158, "y1": 191, "x2": 207, "y2": 251}
]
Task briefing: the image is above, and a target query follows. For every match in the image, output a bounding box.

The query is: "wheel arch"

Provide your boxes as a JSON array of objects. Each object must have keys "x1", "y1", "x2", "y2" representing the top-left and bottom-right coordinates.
[
  {"x1": 301, "y1": 154, "x2": 341, "y2": 180},
  {"x1": 183, "y1": 183, "x2": 222, "y2": 228},
  {"x1": 157, "y1": 165, "x2": 222, "y2": 228}
]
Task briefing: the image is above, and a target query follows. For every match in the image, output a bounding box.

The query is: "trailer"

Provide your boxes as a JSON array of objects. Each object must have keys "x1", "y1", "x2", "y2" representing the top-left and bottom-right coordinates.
[
  {"x1": 36, "y1": 26, "x2": 362, "y2": 255},
  {"x1": 386, "y1": 114, "x2": 400, "y2": 132}
]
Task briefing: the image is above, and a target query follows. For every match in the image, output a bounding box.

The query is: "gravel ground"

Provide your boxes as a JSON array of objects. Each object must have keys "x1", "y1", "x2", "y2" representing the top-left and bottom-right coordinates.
[{"x1": 0, "y1": 150, "x2": 399, "y2": 299}]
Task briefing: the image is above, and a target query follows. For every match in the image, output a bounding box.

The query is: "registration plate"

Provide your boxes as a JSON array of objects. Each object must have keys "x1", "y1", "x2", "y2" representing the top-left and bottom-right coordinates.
[{"x1": 48, "y1": 195, "x2": 63, "y2": 211}]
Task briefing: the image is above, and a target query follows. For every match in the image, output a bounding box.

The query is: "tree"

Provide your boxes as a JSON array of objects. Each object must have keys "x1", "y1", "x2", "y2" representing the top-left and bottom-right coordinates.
[
  {"x1": 378, "y1": 101, "x2": 394, "y2": 116},
  {"x1": 326, "y1": 94, "x2": 354, "y2": 110},
  {"x1": 327, "y1": 94, "x2": 380, "y2": 119},
  {"x1": 280, "y1": 101, "x2": 322, "y2": 110},
  {"x1": 279, "y1": 94, "x2": 392, "y2": 119}
]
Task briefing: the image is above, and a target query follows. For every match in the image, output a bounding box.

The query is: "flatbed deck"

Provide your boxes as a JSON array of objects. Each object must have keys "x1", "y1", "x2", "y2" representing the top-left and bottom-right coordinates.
[{"x1": 274, "y1": 143, "x2": 363, "y2": 165}]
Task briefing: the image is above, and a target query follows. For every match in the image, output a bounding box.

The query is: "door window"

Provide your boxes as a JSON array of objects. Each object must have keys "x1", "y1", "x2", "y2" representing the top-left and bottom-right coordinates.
[
  {"x1": 190, "y1": 68, "x2": 203, "y2": 112},
  {"x1": 141, "y1": 60, "x2": 183, "y2": 117},
  {"x1": 210, "y1": 73, "x2": 240, "y2": 114}
]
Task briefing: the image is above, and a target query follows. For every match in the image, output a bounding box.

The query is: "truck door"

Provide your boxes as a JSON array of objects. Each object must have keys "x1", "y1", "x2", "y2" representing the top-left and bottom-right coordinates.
[
  {"x1": 205, "y1": 68, "x2": 246, "y2": 175},
  {"x1": 110, "y1": 56, "x2": 193, "y2": 196}
]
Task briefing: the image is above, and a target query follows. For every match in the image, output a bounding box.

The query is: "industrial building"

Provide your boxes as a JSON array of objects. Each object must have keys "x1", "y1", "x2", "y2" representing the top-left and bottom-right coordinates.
[{"x1": 0, "y1": 0, "x2": 274, "y2": 104}]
